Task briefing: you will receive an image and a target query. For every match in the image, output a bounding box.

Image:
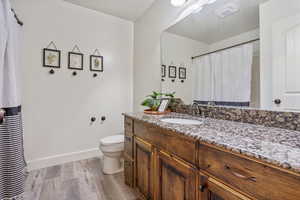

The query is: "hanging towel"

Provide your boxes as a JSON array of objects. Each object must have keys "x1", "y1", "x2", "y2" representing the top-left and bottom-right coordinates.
[{"x1": 0, "y1": 0, "x2": 25, "y2": 200}]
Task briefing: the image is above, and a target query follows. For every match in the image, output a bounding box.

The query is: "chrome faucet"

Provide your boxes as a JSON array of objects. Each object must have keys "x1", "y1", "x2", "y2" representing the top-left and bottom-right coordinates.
[{"x1": 191, "y1": 103, "x2": 202, "y2": 116}]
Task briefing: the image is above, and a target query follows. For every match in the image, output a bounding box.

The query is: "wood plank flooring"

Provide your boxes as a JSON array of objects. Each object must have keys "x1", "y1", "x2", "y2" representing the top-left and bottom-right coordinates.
[{"x1": 24, "y1": 157, "x2": 139, "y2": 200}]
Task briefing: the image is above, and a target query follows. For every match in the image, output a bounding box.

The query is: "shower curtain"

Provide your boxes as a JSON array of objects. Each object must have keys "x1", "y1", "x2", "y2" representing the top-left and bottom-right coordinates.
[
  {"x1": 0, "y1": 0, "x2": 25, "y2": 200},
  {"x1": 193, "y1": 43, "x2": 253, "y2": 106}
]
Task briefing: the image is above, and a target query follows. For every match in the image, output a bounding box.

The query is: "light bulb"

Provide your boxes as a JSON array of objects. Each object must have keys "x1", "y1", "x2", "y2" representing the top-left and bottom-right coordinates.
[
  {"x1": 207, "y1": 0, "x2": 217, "y2": 4},
  {"x1": 171, "y1": 0, "x2": 187, "y2": 7}
]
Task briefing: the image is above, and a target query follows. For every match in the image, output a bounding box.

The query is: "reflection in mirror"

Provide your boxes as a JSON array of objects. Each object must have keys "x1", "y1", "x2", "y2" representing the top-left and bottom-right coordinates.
[{"x1": 161, "y1": 0, "x2": 270, "y2": 109}]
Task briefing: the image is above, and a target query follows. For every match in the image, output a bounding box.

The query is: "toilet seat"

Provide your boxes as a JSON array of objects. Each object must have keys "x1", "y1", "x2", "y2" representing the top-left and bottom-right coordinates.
[{"x1": 100, "y1": 135, "x2": 124, "y2": 146}]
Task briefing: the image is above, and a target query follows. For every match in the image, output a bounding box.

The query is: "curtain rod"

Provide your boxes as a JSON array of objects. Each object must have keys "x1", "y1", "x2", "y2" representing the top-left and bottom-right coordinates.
[{"x1": 191, "y1": 38, "x2": 260, "y2": 60}]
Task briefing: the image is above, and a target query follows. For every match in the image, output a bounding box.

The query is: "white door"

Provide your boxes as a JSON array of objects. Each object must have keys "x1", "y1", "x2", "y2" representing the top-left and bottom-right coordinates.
[{"x1": 273, "y1": 14, "x2": 300, "y2": 111}]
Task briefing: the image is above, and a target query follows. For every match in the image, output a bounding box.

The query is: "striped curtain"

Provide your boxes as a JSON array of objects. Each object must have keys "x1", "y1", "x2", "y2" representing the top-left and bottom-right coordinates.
[
  {"x1": 0, "y1": 107, "x2": 25, "y2": 200},
  {"x1": 0, "y1": 0, "x2": 26, "y2": 199}
]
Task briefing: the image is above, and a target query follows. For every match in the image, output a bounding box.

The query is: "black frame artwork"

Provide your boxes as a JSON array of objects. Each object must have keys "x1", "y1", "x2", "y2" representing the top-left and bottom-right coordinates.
[
  {"x1": 179, "y1": 67, "x2": 186, "y2": 79},
  {"x1": 161, "y1": 65, "x2": 166, "y2": 78},
  {"x1": 43, "y1": 48, "x2": 61, "y2": 68},
  {"x1": 168, "y1": 66, "x2": 177, "y2": 78},
  {"x1": 68, "y1": 52, "x2": 84, "y2": 70},
  {"x1": 90, "y1": 55, "x2": 104, "y2": 72}
]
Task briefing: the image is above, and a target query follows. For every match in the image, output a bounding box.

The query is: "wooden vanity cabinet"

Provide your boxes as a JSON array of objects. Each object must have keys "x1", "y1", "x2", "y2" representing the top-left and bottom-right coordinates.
[
  {"x1": 124, "y1": 154, "x2": 134, "y2": 187},
  {"x1": 134, "y1": 137, "x2": 155, "y2": 199},
  {"x1": 155, "y1": 150, "x2": 197, "y2": 200},
  {"x1": 124, "y1": 117, "x2": 134, "y2": 187},
  {"x1": 124, "y1": 116, "x2": 300, "y2": 200}
]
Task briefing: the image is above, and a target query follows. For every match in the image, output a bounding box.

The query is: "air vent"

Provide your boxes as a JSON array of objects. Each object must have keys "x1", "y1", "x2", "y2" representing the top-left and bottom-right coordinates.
[{"x1": 215, "y1": 1, "x2": 240, "y2": 18}]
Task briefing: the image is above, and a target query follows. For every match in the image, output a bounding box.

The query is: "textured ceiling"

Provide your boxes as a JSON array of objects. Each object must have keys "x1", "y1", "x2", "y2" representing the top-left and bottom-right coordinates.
[
  {"x1": 64, "y1": 0, "x2": 156, "y2": 21},
  {"x1": 166, "y1": 0, "x2": 269, "y2": 44}
]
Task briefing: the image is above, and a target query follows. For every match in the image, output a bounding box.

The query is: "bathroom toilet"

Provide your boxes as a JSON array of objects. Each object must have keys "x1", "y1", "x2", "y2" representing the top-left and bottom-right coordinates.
[{"x1": 99, "y1": 135, "x2": 124, "y2": 174}]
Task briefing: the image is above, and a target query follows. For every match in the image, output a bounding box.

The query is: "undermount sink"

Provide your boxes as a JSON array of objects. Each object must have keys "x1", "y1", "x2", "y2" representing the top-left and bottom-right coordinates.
[{"x1": 160, "y1": 118, "x2": 203, "y2": 125}]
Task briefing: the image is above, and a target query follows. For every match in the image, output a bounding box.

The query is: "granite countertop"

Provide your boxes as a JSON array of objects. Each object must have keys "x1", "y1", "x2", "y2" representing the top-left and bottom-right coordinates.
[{"x1": 124, "y1": 112, "x2": 300, "y2": 173}]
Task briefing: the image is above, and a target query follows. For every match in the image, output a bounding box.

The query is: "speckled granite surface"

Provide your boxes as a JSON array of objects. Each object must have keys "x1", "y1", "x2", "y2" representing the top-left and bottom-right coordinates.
[
  {"x1": 170, "y1": 103, "x2": 300, "y2": 131},
  {"x1": 124, "y1": 112, "x2": 300, "y2": 173}
]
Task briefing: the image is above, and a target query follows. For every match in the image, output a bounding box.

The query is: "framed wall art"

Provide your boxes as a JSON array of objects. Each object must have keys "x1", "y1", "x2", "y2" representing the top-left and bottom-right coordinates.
[
  {"x1": 179, "y1": 67, "x2": 186, "y2": 79},
  {"x1": 90, "y1": 49, "x2": 104, "y2": 72},
  {"x1": 168, "y1": 66, "x2": 177, "y2": 78},
  {"x1": 90, "y1": 55, "x2": 103, "y2": 72},
  {"x1": 68, "y1": 45, "x2": 84, "y2": 70},
  {"x1": 161, "y1": 65, "x2": 166, "y2": 78},
  {"x1": 43, "y1": 41, "x2": 61, "y2": 68}
]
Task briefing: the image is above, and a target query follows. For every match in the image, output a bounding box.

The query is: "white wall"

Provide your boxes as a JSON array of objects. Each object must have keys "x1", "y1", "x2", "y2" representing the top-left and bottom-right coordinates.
[
  {"x1": 260, "y1": 0, "x2": 300, "y2": 109},
  {"x1": 133, "y1": 0, "x2": 190, "y2": 111},
  {"x1": 161, "y1": 32, "x2": 208, "y2": 104},
  {"x1": 11, "y1": 0, "x2": 133, "y2": 170}
]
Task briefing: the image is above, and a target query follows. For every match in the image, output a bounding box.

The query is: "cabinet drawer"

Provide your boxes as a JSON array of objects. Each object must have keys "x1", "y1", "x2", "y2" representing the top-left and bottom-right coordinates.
[
  {"x1": 124, "y1": 117, "x2": 134, "y2": 136},
  {"x1": 198, "y1": 144, "x2": 300, "y2": 200},
  {"x1": 134, "y1": 121, "x2": 197, "y2": 165},
  {"x1": 199, "y1": 175, "x2": 252, "y2": 200},
  {"x1": 124, "y1": 155, "x2": 134, "y2": 187},
  {"x1": 124, "y1": 135, "x2": 133, "y2": 158}
]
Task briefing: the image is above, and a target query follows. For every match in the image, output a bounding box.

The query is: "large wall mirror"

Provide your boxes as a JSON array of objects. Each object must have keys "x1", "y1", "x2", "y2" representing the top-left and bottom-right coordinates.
[{"x1": 161, "y1": 0, "x2": 300, "y2": 111}]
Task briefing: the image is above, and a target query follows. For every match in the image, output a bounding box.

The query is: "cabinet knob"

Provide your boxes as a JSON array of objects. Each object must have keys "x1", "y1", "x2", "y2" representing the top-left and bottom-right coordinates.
[
  {"x1": 274, "y1": 99, "x2": 281, "y2": 105},
  {"x1": 199, "y1": 184, "x2": 207, "y2": 192}
]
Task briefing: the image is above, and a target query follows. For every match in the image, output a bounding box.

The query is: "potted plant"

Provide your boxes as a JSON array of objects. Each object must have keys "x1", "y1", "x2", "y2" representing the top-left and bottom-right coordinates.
[{"x1": 141, "y1": 91, "x2": 175, "y2": 114}]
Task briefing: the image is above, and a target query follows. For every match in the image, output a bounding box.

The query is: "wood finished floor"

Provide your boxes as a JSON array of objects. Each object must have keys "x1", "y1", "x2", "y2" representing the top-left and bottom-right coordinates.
[{"x1": 25, "y1": 158, "x2": 139, "y2": 200}]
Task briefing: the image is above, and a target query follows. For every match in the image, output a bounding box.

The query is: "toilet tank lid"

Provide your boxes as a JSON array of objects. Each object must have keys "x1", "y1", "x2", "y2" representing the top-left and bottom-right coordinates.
[{"x1": 100, "y1": 135, "x2": 124, "y2": 145}]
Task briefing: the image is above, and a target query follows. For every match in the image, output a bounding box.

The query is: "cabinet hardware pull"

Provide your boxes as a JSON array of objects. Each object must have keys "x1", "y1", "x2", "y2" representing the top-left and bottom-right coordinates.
[
  {"x1": 200, "y1": 164, "x2": 211, "y2": 170},
  {"x1": 199, "y1": 184, "x2": 207, "y2": 192},
  {"x1": 225, "y1": 165, "x2": 256, "y2": 182},
  {"x1": 125, "y1": 122, "x2": 131, "y2": 126}
]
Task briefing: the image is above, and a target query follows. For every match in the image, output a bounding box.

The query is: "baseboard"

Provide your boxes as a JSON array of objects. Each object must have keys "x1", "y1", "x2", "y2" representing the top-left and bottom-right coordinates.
[{"x1": 27, "y1": 148, "x2": 103, "y2": 171}]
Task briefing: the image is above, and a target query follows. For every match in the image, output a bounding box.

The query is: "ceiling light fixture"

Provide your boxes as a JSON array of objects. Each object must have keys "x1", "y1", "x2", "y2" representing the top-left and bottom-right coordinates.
[
  {"x1": 192, "y1": 0, "x2": 217, "y2": 13},
  {"x1": 207, "y1": 0, "x2": 217, "y2": 4},
  {"x1": 171, "y1": 0, "x2": 187, "y2": 7}
]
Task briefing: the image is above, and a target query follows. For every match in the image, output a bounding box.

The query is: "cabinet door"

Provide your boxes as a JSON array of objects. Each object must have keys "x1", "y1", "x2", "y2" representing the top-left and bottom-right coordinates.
[
  {"x1": 134, "y1": 137, "x2": 154, "y2": 199},
  {"x1": 155, "y1": 150, "x2": 197, "y2": 200},
  {"x1": 199, "y1": 175, "x2": 251, "y2": 200}
]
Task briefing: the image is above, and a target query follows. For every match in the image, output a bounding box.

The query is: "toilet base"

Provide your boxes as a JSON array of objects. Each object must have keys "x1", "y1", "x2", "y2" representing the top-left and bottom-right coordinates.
[{"x1": 102, "y1": 155, "x2": 123, "y2": 175}]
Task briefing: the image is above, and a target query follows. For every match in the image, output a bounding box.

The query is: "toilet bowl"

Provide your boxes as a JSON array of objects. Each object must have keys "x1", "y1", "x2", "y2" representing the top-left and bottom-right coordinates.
[{"x1": 99, "y1": 135, "x2": 124, "y2": 174}]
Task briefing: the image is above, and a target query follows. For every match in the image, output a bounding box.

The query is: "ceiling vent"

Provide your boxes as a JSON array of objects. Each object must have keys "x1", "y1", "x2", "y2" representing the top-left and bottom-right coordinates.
[{"x1": 215, "y1": 1, "x2": 240, "y2": 18}]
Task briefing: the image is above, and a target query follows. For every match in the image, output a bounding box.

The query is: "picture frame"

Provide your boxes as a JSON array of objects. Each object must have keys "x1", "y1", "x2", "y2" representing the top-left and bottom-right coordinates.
[
  {"x1": 158, "y1": 98, "x2": 170, "y2": 112},
  {"x1": 161, "y1": 65, "x2": 166, "y2": 78},
  {"x1": 43, "y1": 48, "x2": 61, "y2": 68},
  {"x1": 90, "y1": 55, "x2": 104, "y2": 72},
  {"x1": 179, "y1": 67, "x2": 186, "y2": 79},
  {"x1": 68, "y1": 52, "x2": 84, "y2": 70},
  {"x1": 168, "y1": 66, "x2": 177, "y2": 78}
]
